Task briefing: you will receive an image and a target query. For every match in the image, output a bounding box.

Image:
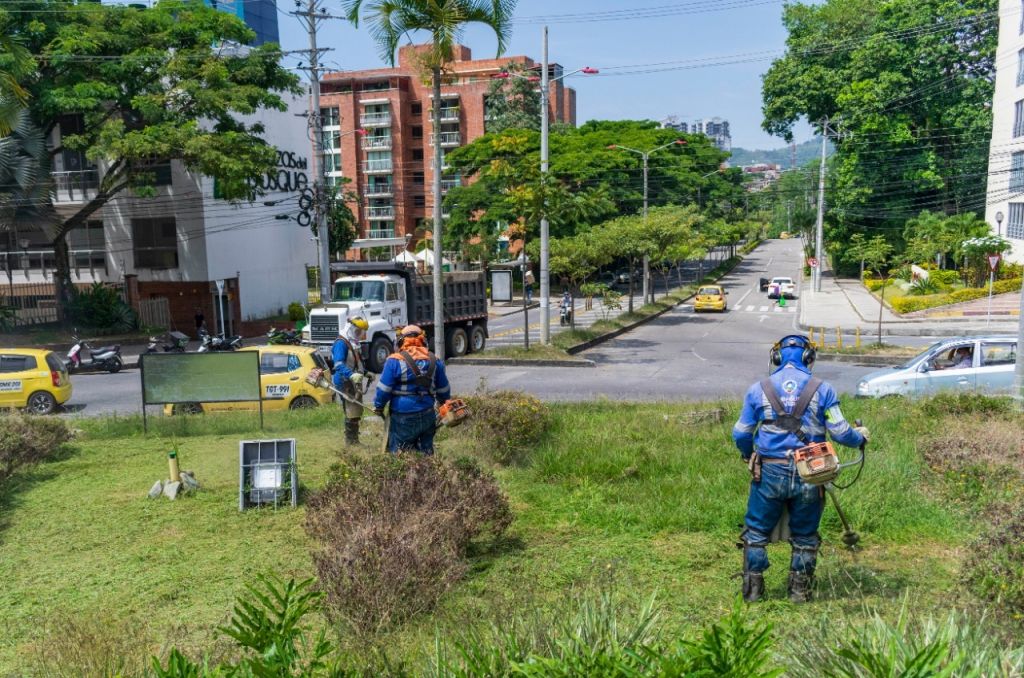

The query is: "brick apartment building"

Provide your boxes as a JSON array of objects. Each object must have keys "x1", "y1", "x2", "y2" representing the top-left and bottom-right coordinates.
[{"x1": 319, "y1": 44, "x2": 577, "y2": 246}]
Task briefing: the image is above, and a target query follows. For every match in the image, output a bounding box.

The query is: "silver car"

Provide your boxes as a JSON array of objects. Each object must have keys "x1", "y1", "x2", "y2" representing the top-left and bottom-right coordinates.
[{"x1": 856, "y1": 336, "x2": 1018, "y2": 398}]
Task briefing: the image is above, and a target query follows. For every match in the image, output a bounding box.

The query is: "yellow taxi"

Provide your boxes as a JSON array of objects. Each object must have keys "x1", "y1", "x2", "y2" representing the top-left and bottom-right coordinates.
[
  {"x1": 780, "y1": 231, "x2": 791, "y2": 239},
  {"x1": 693, "y1": 285, "x2": 727, "y2": 312},
  {"x1": 165, "y1": 345, "x2": 335, "y2": 415},
  {"x1": 0, "y1": 348, "x2": 73, "y2": 414}
]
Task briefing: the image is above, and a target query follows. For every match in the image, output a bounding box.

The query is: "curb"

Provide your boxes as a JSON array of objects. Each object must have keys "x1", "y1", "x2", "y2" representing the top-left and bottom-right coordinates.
[
  {"x1": 817, "y1": 353, "x2": 905, "y2": 366},
  {"x1": 446, "y1": 357, "x2": 595, "y2": 368}
]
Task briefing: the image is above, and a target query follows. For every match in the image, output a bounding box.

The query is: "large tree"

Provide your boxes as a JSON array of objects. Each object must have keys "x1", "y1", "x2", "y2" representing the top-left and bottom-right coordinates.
[
  {"x1": 761, "y1": 0, "x2": 996, "y2": 264},
  {"x1": 485, "y1": 61, "x2": 541, "y2": 134},
  {"x1": 3, "y1": 0, "x2": 299, "y2": 313},
  {"x1": 344, "y1": 0, "x2": 516, "y2": 361}
]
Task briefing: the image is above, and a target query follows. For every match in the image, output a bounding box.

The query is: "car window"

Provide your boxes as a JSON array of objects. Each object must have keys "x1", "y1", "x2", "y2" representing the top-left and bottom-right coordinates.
[
  {"x1": 44, "y1": 353, "x2": 65, "y2": 372},
  {"x1": 386, "y1": 283, "x2": 399, "y2": 302},
  {"x1": 0, "y1": 355, "x2": 36, "y2": 372},
  {"x1": 930, "y1": 344, "x2": 974, "y2": 370},
  {"x1": 698, "y1": 287, "x2": 721, "y2": 295},
  {"x1": 981, "y1": 342, "x2": 1017, "y2": 366},
  {"x1": 260, "y1": 352, "x2": 293, "y2": 375}
]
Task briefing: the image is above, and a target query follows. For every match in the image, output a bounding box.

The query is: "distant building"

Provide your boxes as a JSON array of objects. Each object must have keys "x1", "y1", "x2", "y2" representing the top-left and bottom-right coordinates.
[
  {"x1": 984, "y1": 0, "x2": 1024, "y2": 263},
  {"x1": 741, "y1": 163, "x2": 781, "y2": 192},
  {"x1": 206, "y1": 0, "x2": 280, "y2": 46},
  {"x1": 660, "y1": 116, "x2": 731, "y2": 152},
  {"x1": 318, "y1": 44, "x2": 577, "y2": 246}
]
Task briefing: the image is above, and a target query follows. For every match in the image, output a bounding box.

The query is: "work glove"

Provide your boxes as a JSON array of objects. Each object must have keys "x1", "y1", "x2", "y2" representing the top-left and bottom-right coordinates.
[
  {"x1": 350, "y1": 372, "x2": 364, "y2": 387},
  {"x1": 854, "y1": 425, "x2": 871, "y2": 443}
]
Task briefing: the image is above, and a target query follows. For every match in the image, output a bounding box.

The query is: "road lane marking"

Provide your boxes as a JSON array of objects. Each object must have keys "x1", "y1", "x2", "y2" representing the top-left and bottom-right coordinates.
[
  {"x1": 691, "y1": 349, "x2": 707, "y2": 362},
  {"x1": 759, "y1": 305, "x2": 769, "y2": 312},
  {"x1": 736, "y1": 288, "x2": 752, "y2": 305}
]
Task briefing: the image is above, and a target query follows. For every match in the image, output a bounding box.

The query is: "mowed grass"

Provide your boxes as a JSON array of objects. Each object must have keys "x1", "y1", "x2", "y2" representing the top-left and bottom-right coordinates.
[{"x1": 0, "y1": 399, "x2": 976, "y2": 671}]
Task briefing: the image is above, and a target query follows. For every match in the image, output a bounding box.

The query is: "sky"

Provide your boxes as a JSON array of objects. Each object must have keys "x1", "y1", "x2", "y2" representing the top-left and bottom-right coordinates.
[{"x1": 273, "y1": 0, "x2": 815, "y2": 150}]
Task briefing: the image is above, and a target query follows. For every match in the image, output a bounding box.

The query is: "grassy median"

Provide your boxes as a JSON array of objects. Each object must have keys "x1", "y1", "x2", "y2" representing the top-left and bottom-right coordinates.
[{"x1": 1, "y1": 398, "x2": 1020, "y2": 672}]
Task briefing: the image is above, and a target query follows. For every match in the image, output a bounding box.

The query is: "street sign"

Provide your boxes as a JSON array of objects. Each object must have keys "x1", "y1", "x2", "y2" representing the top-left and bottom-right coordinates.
[
  {"x1": 807, "y1": 257, "x2": 818, "y2": 268},
  {"x1": 988, "y1": 254, "x2": 1001, "y2": 272}
]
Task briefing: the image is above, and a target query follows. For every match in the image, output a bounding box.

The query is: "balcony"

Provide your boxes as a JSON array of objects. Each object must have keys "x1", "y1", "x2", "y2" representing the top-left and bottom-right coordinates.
[
  {"x1": 441, "y1": 178, "x2": 461, "y2": 193},
  {"x1": 363, "y1": 159, "x2": 393, "y2": 174},
  {"x1": 53, "y1": 170, "x2": 99, "y2": 204},
  {"x1": 363, "y1": 183, "x2": 393, "y2": 197},
  {"x1": 429, "y1": 131, "x2": 461, "y2": 147},
  {"x1": 368, "y1": 228, "x2": 396, "y2": 239},
  {"x1": 366, "y1": 205, "x2": 395, "y2": 219},
  {"x1": 362, "y1": 135, "x2": 392, "y2": 150},
  {"x1": 359, "y1": 112, "x2": 392, "y2": 127},
  {"x1": 436, "y1": 107, "x2": 460, "y2": 122},
  {"x1": 430, "y1": 158, "x2": 451, "y2": 171}
]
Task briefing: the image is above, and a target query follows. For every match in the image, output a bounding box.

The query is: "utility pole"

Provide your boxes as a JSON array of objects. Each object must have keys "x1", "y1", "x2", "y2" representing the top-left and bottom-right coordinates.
[
  {"x1": 642, "y1": 152, "x2": 649, "y2": 305},
  {"x1": 292, "y1": 0, "x2": 336, "y2": 306},
  {"x1": 813, "y1": 118, "x2": 827, "y2": 293},
  {"x1": 786, "y1": 200, "x2": 792, "y2": 235},
  {"x1": 1016, "y1": 279, "x2": 1024, "y2": 411},
  {"x1": 539, "y1": 25, "x2": 551, "y2": 344}
]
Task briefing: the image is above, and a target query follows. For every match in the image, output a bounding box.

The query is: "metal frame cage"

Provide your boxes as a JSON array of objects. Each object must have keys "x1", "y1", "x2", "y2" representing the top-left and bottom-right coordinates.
[{"x1": 239, "y1": 438, "x2": 298, "y2": 510}]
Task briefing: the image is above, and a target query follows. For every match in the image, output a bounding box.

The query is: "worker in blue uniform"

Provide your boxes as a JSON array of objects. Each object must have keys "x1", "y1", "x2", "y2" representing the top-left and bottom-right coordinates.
[
  {"x1": 331, "y1": 316, "x2": 369, "y2": 445},
  {"x1": 372, "y1": 325, "x2": 451, "y2": 454},
  {"x1": 732, "y1": 334, "x2": 869, "y2": 603}
]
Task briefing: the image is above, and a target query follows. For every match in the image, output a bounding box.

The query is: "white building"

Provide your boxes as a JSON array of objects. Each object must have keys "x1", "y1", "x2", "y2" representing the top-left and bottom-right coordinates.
[
  {"x1": 14, "y1": 92, "x2": 316, "y2": 332},
  {"x1": 985, "y1": 0, "x2": 1024, "y2": 263}
]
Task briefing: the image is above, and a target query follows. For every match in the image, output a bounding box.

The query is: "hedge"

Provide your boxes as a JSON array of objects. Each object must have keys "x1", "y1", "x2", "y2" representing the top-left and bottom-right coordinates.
[{"x1": 889, "y1": 278, "x2": 1022, "y2": 314}]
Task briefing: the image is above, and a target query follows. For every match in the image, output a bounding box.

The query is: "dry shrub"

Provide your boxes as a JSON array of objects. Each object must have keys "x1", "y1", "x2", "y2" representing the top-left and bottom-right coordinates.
[
  {"x1": 964, "y1": 507, "x2": 1024, "y2": 620},
  {"x1": 919, "y1": 417, "x2": 1024, "y2": 507},
  {"x1": 21, "y1": 611, "x2": 155, "y2": 678},
  {"x1": 462, "y1": 390, "x2": 551, "y2": 464},
  {"x1": 0, "y1": 414, "x2": 72, "y2": 485},
  {"x1": 304, "y1": 454, "x2": 512, "y2": 636}
]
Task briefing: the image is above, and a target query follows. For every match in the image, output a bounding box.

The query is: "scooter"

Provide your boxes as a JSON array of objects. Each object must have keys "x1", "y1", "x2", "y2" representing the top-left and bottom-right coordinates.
[
  {"x1": 66, "y1": 334, "x2": 124, "y2": 373},
  {"x1": 267, "y1": 327, "x2": 302, "y2": 345},
  {"x1": 197, "y1": 328, "x2": 243, "y2": 352},
  {"x1": 559, "y1": 304, "x2": 573, "y2": 326},
  {"x1": 144, "y1": 330, "x2": 190, "y2": 354}
]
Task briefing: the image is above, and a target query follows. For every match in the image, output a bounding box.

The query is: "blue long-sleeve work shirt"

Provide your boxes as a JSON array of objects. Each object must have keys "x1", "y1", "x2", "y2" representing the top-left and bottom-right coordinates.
[
  {"x1": 732, "y1": 363, "x2": 864, "y2": 460},
  {"x1": 373, "y1": 350, "x2": 451, "y2": 414},
  {"x1": 331, "y1": 338, "x2": 355, "y2": 381}
]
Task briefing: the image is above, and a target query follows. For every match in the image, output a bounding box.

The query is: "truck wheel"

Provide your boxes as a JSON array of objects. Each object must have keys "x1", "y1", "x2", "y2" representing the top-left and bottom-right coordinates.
[
  {"x1": 469, "y1": 325, "x2": 486, "y2": 353},
  {"x1": 368, "y1": 336, "x2": 393, "y2": 373},
  {"x1": 446, "y1": 327, "x2": 469, "y2": 357}
]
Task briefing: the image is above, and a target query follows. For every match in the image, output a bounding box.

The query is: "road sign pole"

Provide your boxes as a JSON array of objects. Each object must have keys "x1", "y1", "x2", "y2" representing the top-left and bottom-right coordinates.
[{"x1": 987, "y1": 269, "x2": 995, "y2": 326}]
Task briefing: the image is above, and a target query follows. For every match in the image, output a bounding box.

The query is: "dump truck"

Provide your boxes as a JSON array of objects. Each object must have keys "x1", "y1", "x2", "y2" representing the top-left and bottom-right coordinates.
[{"x1": 303, "y1": 262, "x2": 488, "y2": 372}]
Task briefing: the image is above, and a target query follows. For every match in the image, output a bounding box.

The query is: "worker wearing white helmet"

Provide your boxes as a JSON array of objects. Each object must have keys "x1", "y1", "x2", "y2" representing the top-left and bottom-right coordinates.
[{"x1": 332, "y1": 316, "x2": 369, "y2": 444}]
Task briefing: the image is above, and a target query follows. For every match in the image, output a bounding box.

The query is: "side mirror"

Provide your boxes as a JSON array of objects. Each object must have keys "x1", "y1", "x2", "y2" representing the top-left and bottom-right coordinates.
[{"x1": 918, "y1": 362, "x2": 930, "y2": 373}]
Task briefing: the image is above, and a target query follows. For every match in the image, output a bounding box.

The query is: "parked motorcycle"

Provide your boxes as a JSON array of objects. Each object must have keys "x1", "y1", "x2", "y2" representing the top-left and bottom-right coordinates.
[
  {"x1": 266, "y1": 327, "x2": 302, "y2": 345},
  {"x1": 66, "y1": 334, "x2": 124, "y2": 373},
  {"x1": 144, "y1": 330, "x2": 190, "y2": 354},
  {"x1": 197, "y1": 328, "x2": 243, "y2": 352}
]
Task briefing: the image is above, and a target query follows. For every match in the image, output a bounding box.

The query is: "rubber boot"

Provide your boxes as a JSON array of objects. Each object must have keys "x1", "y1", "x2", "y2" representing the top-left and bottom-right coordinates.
[
  {"x1": 742, "y1": 572, "x2": 765, "y2": 603},
  {"x1": 787, "y1": 570, "x2": 814, "y2": 603},
  {"x1": 344, "y1": 418, "x2": 360, "y2": 445}
]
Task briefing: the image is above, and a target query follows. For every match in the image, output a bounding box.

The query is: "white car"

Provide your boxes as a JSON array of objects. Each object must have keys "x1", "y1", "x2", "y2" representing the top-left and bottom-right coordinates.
[{"x1": 767, "y1": 276, "x2": 796, "y2": 299}]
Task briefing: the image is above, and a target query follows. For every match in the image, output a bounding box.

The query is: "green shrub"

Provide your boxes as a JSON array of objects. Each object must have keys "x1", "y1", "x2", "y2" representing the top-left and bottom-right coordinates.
[
  {"x1": 909, "y1": 276, "x2": 942, "y2": 295},
  {"x1": 0, "y1": 415, "x2": 73, "y2": 485},
  {"x1": 461, "y1": 390, "x2": 552, "y2": 464},
  {"x1": 304, "y1": 454, "x2": 512, "y2": 636},
  {"x1": 66, "y1": 282, "x2": 137, "y2": 331},
  {"x1": 890, "y1": 279, "x2": 1022, "y2": 314},
  {"x1": 0, "y1": 297, "x2": 15, "y2": 331},
  {"x1": 863, "y1": 277, "x2": 885, "y2": 292},
  {"x1": 920, "y1": 393, "x2": 1014, "y2": 418},
  {"x1": 287, "y1": 302, "x2": 306, "y2": 322},
  {"x1": 930, "y1": 269, "x2": 959, "y2": 286}
]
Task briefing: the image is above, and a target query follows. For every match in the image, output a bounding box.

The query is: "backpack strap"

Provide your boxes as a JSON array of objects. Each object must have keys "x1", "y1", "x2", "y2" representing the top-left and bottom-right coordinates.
[
  {"x1": 398, "y1": 350, "x2": 437, "y2": 395},
  {"x1": 758, "y1": 377, "x2": 822, "y2": 445}
]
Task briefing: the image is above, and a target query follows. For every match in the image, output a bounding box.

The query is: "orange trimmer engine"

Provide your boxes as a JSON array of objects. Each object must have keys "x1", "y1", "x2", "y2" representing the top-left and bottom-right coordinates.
[
  {"x1": 437, "y1": 399, "x2": 470, "y2": 428},
  {"x1": 793, "y1": 441, "x2": 840, "y2": 486}
]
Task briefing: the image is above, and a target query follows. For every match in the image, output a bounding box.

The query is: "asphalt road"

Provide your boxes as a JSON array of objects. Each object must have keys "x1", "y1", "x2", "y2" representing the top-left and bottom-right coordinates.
[{"x1": 65, "y1": 240, "x2": 932, "y2": 417}]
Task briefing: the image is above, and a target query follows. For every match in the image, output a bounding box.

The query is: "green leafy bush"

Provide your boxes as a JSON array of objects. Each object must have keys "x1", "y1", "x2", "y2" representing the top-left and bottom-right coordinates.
[
  {"x1": 304, "y1": 454, "x2": 512, "y2": 635},
  {"x1": 920, "y1": 393, "x2": 1014, "y2": 418},
  {"x1": 863, "y1": 277, "x2": 885, "y2": 292},
  {"x1": 461, "y1": 390, "x2": 552, "y2": 464},
  {"x1": 909, "y1": 276, "x2": 942, "y2": 295},
  {"x1": 929, "y1": 269, "x2": 959, "y2": 286},
  {"x1": 0, "y1": 415, "x2": 73, "y2": 486},
  {"x1": 890, "y1": 278, "x2": 1022, "y2": 314},
  {"x1": 66, "y1": 283, "x2": 137, "y2": 331},
  {"x1": 0, "y1": 297, "x2": 15, "y2": 331},
  {"x1": 287, "y1": 302, "x2": 306, "y2": 322}
]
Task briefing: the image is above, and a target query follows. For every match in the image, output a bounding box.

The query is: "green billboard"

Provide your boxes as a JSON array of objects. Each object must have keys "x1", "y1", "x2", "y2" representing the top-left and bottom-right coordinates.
[{"x1": 141, "y1": 352, "x2": 260, "y2": 405}]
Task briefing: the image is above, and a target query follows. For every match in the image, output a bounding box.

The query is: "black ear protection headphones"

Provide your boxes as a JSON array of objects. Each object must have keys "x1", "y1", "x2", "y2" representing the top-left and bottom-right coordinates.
[{"x1": 769, "y1": 334, "x2": 816, "y2": 368}]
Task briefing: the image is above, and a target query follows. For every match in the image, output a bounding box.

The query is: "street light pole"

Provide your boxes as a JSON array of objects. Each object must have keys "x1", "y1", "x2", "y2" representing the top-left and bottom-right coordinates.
[
  {"x1": 813, "y1": 118, "x2": 827, "y2": 293},
  {"x1": 1016, "y1": 276, "x2": 1024, "y2": 411},
  {"x1": 539, "y1": 25, "x2": 551, "y2": 345}
]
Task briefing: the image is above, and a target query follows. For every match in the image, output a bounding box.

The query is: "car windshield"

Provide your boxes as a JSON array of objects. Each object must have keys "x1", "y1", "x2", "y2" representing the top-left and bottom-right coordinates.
[
  {"x1": 899, "y1": 341, "x2": 946, "y2": 369},
  {"x1": 333, "y1": 280, "x2": 384, "y2": 302},
  {"x1": 771, "y1": 278, "x2": 792, "y2": 284},
  {"x1": 698, "y1": 287, "x2": 721, "y2": 295}
]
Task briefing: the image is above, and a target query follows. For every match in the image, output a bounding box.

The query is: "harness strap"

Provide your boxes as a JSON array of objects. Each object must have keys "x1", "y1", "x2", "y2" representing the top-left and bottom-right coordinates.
[
  {"x1": 398, "y1": 350, "x2": 437, "y2": 396},
  {"x1": 759, "y1": 377, "x2": 822, "y2": 444}
]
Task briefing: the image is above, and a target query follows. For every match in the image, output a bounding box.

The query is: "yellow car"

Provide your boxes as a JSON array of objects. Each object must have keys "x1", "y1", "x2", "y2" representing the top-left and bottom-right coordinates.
[
  {"x1": 693, "y1": 285, "x2": 727, "y2": 312},
  {"x1": 165, "y1": 345, "x2": 335, "y2": 415},
  {"x1": 0, "y1": 348, "x2": 73, "y2": 414}
]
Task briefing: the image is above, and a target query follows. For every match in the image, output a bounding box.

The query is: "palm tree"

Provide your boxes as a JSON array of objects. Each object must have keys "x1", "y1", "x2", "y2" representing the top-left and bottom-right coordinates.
[{"x1": 343, "y1": 0, "x2": 516, "y2": 359}]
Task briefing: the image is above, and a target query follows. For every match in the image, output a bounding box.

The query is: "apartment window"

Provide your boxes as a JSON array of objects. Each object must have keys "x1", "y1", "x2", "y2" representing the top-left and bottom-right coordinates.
[
  {"x1": 1013, "y1": 152, "x2": 1024, "y2": 194},
  {"x1": 324, "y1": 153, "x2": 342, "y2": 173},
  {"x1": 132, "y1": 217, "x2": 178, "y2": 269},
  {"x1": 412, "y1": 148, "x2": 424, "y2": 161},
  {"x1": 1015, "y1": 100, "x2": 1024, "y2": 138},
  {"x1": 412, "y1": 126, "x2": 423, "y2": 139},
  {"x1": 413, "y1": 194, "x2": 426, "y2": 208},
  {"x1": 69, "y1": 220, "x2": 106, "y2": 268},
  {"x1": 412, "y1": 171, "x2": 424, "y2": 185},
  {"x1": 1008, "y1": 202, "x2": 1024, "y2": 240},
  {"x1": 320, "y1": 107, "x2": 340, "y2": 127},
  {"x1": 362, "y1": 81, "x2": 389, "y2": 92},
  {"x1": 57, "y1": 114, "x2": 95, "y2": 173},
  {"x1": 1018, "y1": 50, "x2": 1024, "y2": 87},
  {"x1": 411, "y1": 102, "x2": 422, "y2": 116}
]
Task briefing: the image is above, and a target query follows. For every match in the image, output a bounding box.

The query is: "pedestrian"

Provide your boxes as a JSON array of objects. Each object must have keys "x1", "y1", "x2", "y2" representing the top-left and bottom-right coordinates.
[
  {"x1": 331, "y1": 316, "x2": 369, "y2": 445},
  {"x1": 193, "y1": 307, "x2": 205, "y2": 337},
  {"x1": 732, "y1": 334, "x2": 869, "y2": 603},
  {"x1": 524, "y1": 268, "x2": 535, "y2": 304},
  {"x1": 372, "y1": 325, "x2": 451, "y2": 455}
]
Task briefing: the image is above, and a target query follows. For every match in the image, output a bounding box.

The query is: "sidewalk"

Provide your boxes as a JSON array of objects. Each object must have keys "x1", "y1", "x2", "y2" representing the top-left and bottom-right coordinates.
[{"x1": 799, "y1": 264, "x2": 1020, "y2": 337}]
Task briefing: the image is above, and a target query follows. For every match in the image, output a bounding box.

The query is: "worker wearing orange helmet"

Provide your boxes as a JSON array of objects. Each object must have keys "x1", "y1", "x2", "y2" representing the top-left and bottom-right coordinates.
[{"x1": 372, "y1": 325, "x2": 451, "y2": 454}]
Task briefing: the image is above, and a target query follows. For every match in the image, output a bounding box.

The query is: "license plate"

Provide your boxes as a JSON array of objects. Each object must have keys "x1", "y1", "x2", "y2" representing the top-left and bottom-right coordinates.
[
  {"x1": 264, "y1": 384, "x2": 291, "y2": 399},
  {"x1": 0, "y1": 380, "x2": 22, "y2": 392}
]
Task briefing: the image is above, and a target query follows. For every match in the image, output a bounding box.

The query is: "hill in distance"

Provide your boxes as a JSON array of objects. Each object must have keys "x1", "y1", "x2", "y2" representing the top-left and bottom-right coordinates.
[{"x1": 728, "y1": 138, "x2": 825, "y2": 168}]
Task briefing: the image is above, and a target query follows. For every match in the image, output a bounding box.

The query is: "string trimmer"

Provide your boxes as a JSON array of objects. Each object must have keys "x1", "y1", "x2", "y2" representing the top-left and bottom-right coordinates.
[{"x1": 304, "y1": 368, "x2": 382, "y2": 422}]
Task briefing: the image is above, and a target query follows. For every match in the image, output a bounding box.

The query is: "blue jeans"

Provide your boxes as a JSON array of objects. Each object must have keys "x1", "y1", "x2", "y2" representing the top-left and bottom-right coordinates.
[
  {"x1": 742, "y1": 459, "x2": 824, "y2": 574},
  {"x1": 525, "y1": 284, "x2": 533, "y2": 302},
  {"x1": 387, "y1": 408, "x2": 437, "y2": 454}
]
